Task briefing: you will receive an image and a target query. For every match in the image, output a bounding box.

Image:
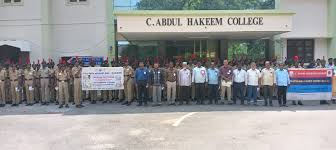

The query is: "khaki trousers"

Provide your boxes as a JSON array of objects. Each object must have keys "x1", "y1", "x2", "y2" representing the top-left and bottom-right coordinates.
[
  {"x1": 11, "y1": 81, "x2": 20, "y2": 104},
  {"x1": 58, "y1": 81, "x2": 69, "y2": 105},
  {"x1": 74, "y1": 78, "x2": 82, "y2": 105},
  {"x1": 0, "y1": 81, "x2": 5, "y2": 104},
  {"x1": 166, "y1": 81, "x2": 176, "y2": 104},
  {"x1": 41, "y1": 78, "x2": 49, "y2": 103},
  {"x1": 25, "y1": 80, "x2": 34, "y2": 104},
  {"x1": 124, "y1": 78, "x2": 134, "y2": 102},
  {"x1": 221, "y1": 86, "x2": 232, "y2": 102}
]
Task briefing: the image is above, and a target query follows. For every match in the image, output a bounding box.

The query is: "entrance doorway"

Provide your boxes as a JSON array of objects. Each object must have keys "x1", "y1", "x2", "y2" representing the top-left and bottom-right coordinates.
[{"x1": 0, "y1": 45, "x2": 29, "y2": 64}]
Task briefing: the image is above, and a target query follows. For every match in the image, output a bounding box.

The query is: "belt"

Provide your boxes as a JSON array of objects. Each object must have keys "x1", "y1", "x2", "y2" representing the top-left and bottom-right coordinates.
[
  {"x1": 75, "y1": 77, "x2": 81, "y2": 79},
  {"x1": 41, "y1": 77, "x2": 49, "y2": 79},
  {"x1": 25, "y1": 79, "x2": 33, "y2": 81},
  {"x1": 167, "y1": 80, "x2": 176, "y2": 82},
  {"x1": 11, "y1": 79, "x2": 18, "y2": 81}
]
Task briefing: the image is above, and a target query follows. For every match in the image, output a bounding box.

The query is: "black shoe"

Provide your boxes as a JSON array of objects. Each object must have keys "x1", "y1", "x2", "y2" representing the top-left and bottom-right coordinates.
[
  {"x1": 55, "y1": 102, "x2": 59, "y2": 105},
  {"x1": 264, "y1": 103, "x2": 268, "y2": 106},
  {"x1": 91, "y1": 101, "x2": 96, "y2": 104},
  {"x1": 122, "y1": 101, "x2": 128, "y2": 105},
  {"x1": 117, "y1": 99, "x2": 124, "y2": 103},
  {"x1": 126, "y1": 102, "x2": 132, "y2": 106},
  {"x1": 292, "y1": 101, "x2": 297, "y2": 105},
  {"x1": 0, "y1": 104, "x2": 5, "y2": 107},
  {"x1": 298, "y1": 101, "x2": 303, "y2": 106},
  {"x1": 11, "y1": 104, "x2": 16, "y2": 107},
  {"x1": 102, "y1": 101, "x2": 107, "y2": 104},
  {"x1": 137, "y1": 103, "x2": 143, "y2": 106},
  {"x1": 58, "y1": 105, "x2": 63, "y2": 108},
  {"x1": 283, "y1": 104, "x2": 288, "y2": 107},
  {"x1": 208, "y1": 101, "x2": 213, "y2": 105},
  {"x1": 65, "y1": 104, "x2": 69, "y2": 108},
  {"x1": 269, "y1": 104, "x2": 273, "y2": 107}
]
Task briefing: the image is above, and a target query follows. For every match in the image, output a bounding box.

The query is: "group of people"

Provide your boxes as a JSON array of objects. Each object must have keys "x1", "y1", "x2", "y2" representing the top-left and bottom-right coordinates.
[{"x1": 0, "y1": 57, "x2": 335, "y2": 108}]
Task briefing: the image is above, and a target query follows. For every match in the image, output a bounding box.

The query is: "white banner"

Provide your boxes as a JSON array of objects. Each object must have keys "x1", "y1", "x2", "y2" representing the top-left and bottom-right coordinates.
[{"x1": 82, "y1": 67, "x2": 124, "y2": 90}]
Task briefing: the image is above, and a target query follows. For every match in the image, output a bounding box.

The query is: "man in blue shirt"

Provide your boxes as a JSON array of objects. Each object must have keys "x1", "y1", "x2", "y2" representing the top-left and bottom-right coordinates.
[
  {"x1": 207, "y1": 62, "x2": 220, "y2": 104},
  {"x1": 275, "y1": 63, "x2": 290, "y2": 107},
  {"x1": 135, "y1": 61, "x2": 149, "y2": 106}
]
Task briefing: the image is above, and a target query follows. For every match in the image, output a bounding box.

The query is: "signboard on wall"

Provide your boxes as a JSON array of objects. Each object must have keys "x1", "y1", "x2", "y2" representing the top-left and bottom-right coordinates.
[{"x1": 117, "y1": 15, "x2": 293, "y2": 33}]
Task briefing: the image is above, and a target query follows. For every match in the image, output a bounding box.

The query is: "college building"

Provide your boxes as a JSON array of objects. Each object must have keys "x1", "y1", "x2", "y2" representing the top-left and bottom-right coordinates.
[{"x1": 0, "y1": 0, "x2": 335, "y2": 63}]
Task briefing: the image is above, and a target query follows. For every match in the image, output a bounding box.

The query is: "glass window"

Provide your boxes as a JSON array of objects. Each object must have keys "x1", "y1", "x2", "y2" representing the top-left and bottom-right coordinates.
[
  {"x1": 2, "y1": 0, "x2": 23, "y2": 5},
  {"x1": 287, "y1": 39, "x2": 314, "y2": 63}
]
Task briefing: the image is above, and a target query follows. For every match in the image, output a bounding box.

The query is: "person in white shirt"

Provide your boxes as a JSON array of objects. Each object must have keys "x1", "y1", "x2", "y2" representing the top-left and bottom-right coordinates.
[
  {"x1": 178, "y1": 62, "x2": 192, "y2": 105},
  {"x1": 246, "y1": 62, "x2": 261, "y2": 105},
  {"x1": 261, "y1": 61, "x2": 275, "y2": 106},
  {"x1": 232, "y1": 63, "x2": 246, "y2": 105},
  {"x1": 192, "y1": 61, "x2": 208, "y2": 105}
]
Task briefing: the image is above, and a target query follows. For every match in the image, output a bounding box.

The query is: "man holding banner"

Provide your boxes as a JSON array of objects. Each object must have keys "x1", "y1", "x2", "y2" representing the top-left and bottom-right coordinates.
[{"x1": 275, "y1": 63, "x2": 290, "y2": 107}]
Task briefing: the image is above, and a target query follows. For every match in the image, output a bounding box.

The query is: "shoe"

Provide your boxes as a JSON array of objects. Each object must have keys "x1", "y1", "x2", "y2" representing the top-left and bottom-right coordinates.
[
  {"x1": 122, "y1": 101, "x2": 128, "y2": 105},
  {"x1": 298, "y1": 101, "x2": 303, "y2": 106},
  {"x1": 269, "y1": 104, "x2": 273, "y2": 107},
  {"x1": 0, "y1": 104, "x2": 5, "y2": 107},
  {"x1": 117, "y1": 99, "x2": 124, "y2": 103},
  {"x1": 137, "y1": 103, "x2": 143, "y2": 106},
  {"x1": 58, "y1": 105, "x2": 64, "y2": 108},
  {"x1": 282, "y1": 104, "x2": 288, "y2": 107},
  {"x1": 65, "y1": 104, "x2": 69, "y2": 108},
  {"x1": 102, "y1": 101, "x2": 107, "y2": 104},
  {"x1": 292, "y1": 101, "x2": 297, "y2": 105},
  {"x1": 91, "y1": 101, "x2": 96, "y2": 104},
  {"x1": 126, "y1": 102, "x2": 132, "y2": 106}
]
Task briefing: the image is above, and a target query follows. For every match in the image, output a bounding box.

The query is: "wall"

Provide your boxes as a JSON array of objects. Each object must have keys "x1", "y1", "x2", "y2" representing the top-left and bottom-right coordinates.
[
  {"x1": 50, "y1": 0, "x2": 108, "y2": 58},
  {"x1": 279, "y1": 0, "x2": 328, "y2": 38},
  {"x1": 0, "y1": 0, "x2": 43, "y2": 61}
]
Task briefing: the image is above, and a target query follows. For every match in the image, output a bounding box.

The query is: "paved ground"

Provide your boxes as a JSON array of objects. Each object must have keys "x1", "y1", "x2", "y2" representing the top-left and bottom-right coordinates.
[{"x1": 0, "y1": 101, "x2": 336, "y2": 150}]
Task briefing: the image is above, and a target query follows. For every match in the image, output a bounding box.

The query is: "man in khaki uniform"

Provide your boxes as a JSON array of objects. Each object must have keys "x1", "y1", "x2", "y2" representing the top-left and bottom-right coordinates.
[
  {"x1": 165, "y1": 62, "x2": 178, "y2": 105},
  {"x1": 0, "y1": 64, "x2": 8, "y2": 107},
  {"x1": 101, "y1": 60, "x2": 112, "y2": 103},
  {"x1": 89, "y1": 60, "x2": 97, "y2": 104},
  {"x1": 33, "y1": 63, "x2": 41, "y2": 104},
  {"x1": 5, "y1": 66, "x2": 11, "y2": 104},
  {"x1": 54, "y1": 64, "x2": 61, "y2": 105},
  {"x1": 40, "y1": 61, "x2": 50, "y2": 105},
  {"x1": 122, "y1": 61, "x2": 134, "y2": 106},
  {"x1": 24, "y1": 64, "x2": 35, "y2": 106},
  {"x1": 48, "y1": 62, "x2": 57, "y2": 104},
  {"x1": 72, "y1": 61, "x2": 84, "y2": 108},
  {"x1": 58, "y1": 64, "x2": 69, "y2": 108},
  {"x1": 67, "y1": 64, "x2": 74, "y2": 104},
  {"x1": 9, "y1": 64, "x2": 21, "y2": 106}
]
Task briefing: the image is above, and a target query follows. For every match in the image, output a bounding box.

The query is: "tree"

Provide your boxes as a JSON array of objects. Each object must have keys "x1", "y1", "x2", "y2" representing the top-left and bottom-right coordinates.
[{"x1": 136, "y1": 0, "x2": 275, "y2": 10}]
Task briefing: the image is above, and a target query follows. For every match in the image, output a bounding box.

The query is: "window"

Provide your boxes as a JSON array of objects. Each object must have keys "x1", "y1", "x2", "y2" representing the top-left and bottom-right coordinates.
[
  {"x1": 67, "y1": 0, "x2": 88, "y2": 5},
  {"x1": 287, "y1": 39, "x2": 314, "y2": 63},
  {"x1": 2, "y1": 0, "x2": 23, "y2": 6}
]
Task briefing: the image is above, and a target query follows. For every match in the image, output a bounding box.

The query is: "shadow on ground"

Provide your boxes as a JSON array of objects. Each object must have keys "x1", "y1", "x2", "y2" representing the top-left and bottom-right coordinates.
[{"x1": 0, "y1": 100, "x2": 335, "y2": 116}]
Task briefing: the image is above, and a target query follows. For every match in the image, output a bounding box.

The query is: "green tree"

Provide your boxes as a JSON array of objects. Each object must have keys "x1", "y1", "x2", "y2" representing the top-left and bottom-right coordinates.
[{"x1": 136, "y1": 0, "x2": 274, "y2": 10}]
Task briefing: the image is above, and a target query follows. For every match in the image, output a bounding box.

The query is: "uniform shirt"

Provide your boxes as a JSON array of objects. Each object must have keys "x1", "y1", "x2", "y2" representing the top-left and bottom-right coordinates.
[
  {"x1": 135, "y1": 67, "x2": 149, "y2": 82},
  {"x1": 57, "y1": 71, "x2": 68, "y2": 81},
  {"x1": 9, "y1": 69, "x2": 19, "y2": 81},
  {"x1": 124, "y1": 66, "x2": 134, "y2": 80},
  {"x1": 275, "y1": 69, "x2": 290, "y2": 86},
  {"x1": 165, "y1": 68, "x2": 178, "y2": 82},
  {"x1": 207, "y1": 68, "x2": 219, "y2": 85},
  {"x1": 219, "y1": 66, "x2": 233, "y2": 80},
  {"x1": 233, "y1": 69, "x2": 246, "y2": 83},
  {"x1": 24, "y1": 69, "x2": 35, "y2": 80},
  {"x1": 192, "y1": 66, "x2": 208, "y2": 83},
  {"x1": 40, "y1": 68, "x2": 50, "y2": 78},
  {"x1": 261, "y1": 68, "x2": 275, "y2": 86},
  {"x1": 179, "y1": 68, "x2": 191, "y2": 86},
  {"x1": 71, "y1": 66, "x2": 82, "y2": 78},
  {"x1": 246, "y1": 68, "x2": 261, "y2": 86},
  {"x1": 0, "y1": 69, "x2": 7, "y2": 81}
]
